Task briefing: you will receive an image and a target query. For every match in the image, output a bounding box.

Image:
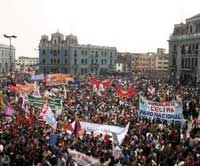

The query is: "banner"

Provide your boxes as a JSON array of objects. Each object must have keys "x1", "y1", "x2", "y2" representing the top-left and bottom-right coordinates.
[
  {"x1": 45, "y1": 74, "x2": 74, "y2": 86},
  {"x1": 116, "y1": 85, "x2": 135, "y2": 98},
  {"x1": 139, "y1": 95, "x2": 183, "y2": 123},
  {"x1": 79, "y1": 121, "x2": 129, "y2": 145},
  {"x1": 31, "y1": 74, "x2": 44, "y2": 81},
  {"x1": 68, "y1": 149, "x2": 100, "y2": 166},
  {"x1": 28, "y1": 95, "x2": 61, "y2": 110},
  {"x1": 9, "y1": 84, "x2": 34, "y2": 93}
]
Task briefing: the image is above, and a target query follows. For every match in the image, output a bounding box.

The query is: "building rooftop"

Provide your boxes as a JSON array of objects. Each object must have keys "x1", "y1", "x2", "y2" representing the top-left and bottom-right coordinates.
[
  {"x1": 186, "y1": 13, "x2": 200, "y2": 22},
  {"x1": 0, "y1": 44, "x2": 15, "y2": 49},
  {"x1": 18, "y1": 56, "x2": 39, "y2": 59}
]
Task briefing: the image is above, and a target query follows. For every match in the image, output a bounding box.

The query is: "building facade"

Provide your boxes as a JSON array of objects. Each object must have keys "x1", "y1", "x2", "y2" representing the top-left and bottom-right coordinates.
[
  {"x1": 39, "y1": 32, "x2": 117, "y2": 75},
  {"x1": 16, "y1": 56, "x2": 39, "y2": 71},
  {"x1": 0, "y1": 44, "x2": 15, "y2": 73},
  {"x1": 116, "y1": 52, "x2": 133, "y2": 72},
  {"x1": 132, "y1": 48, "x2": 169, "y2": 79},
  {"x1": 169, "y1": 14, "x2": 200, "y2": 83}
]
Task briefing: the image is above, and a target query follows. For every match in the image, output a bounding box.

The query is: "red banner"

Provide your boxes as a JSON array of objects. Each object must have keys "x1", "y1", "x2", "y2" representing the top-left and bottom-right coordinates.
[
  {"x1": 116, "y1": 85, "x2": 135, "y2": 98},
  {"x1": 45, "y1": 74, "x2": 74, "y2": 86},
  {"x1": 9, "y1": 84, "x2": 34, "y2": 93}
]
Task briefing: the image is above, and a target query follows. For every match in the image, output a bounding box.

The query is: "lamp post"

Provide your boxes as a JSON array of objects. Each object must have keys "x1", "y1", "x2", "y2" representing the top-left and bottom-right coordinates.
[{"x1": 3, "y1": 34, "x2": 17, "y2": 73}]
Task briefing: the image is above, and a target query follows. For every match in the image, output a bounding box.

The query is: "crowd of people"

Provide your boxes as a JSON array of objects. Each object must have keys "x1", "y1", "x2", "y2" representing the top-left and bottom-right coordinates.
[{"x1": 0, "y1": 73, "x2": 200, "y2": 166}]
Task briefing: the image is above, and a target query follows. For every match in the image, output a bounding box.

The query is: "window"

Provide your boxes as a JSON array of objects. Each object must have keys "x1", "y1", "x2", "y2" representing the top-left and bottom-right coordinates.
[
  {"x1": 95, "y1": 59, "x2": 98, "y2": 64},
  {"x1": 81, "y1": 59, "x2": 84, "y2": 64},
  {"x1": 195, "y1": 58, "x2": 197, "y2": 66},
  {"x1": 104, "y1": 59, "x2": 107, "y2": 64},
  {"x1": 96, "y1": 51, "x2": 98, "y2": 57},
  {"x1": 81, "y1": 68, "x2": 84, "y2": 74},
  {"x1": 54, "y1": 59, "x2": 56, "y2": 64},
  {"x1": 65, "y1": 59, "x2": 67, "y2": 64},
  {"x1": 91, "y1": 59, "x2": 94, "y2": 64},
  {"x1": 74, "y1": 59, "x2": 77, "y2": 64},
  {"x1": 85, "y1": 68, "x2": 87, "y2": 73},
  {"x1": 54, "y1": 50, "x2": 57, "y2": 56},
  {"x1": 101, "y1": 59, "x2": 103, "y2": 65},
  {"x1": 57, "y1": 50, "x2": 60, "y2": 54},
  {"x1": 57, "y1": 59, "x2": 60, "y2": 64},
  {"x1": 51, "y1": 59, "x2": 53, "y2": 64},
  {"x1": 82, "y1": 50, "x2": 84, "y2": 55},
  {"x1": 65, "y1": 50, "x2": 68, "y2": 56},
  {"x1": 42, "y1": 59, "x2": 46, "y2": 64},
  {"x1": 74, "y1": 50, "x2": 77, "y2": 57},
  {"x1": 42, "y1": 50, "x2": 46, "y2": 55},
  {"x1": 85, "y1": 59, "x2": 87, "y2": 65},
  {"x1": 74, "y1": 68, "x2": 77, "y2": 74},
  {"x1": 85, "y1": 50, "x2": 87, "y2": 55}
]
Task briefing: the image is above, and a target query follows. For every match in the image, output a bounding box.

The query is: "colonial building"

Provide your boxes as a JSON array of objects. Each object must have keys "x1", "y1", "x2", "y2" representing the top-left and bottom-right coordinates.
[
  {"x1": 39, "y1": 32, "x2": 117, "y2": 74},
  {"x1": 16, "y1": 56, "x2": 39, "y2": 71},
  {"x1": 132, "y1": 48, "x2": 169, "y2": 79},
  {"x1": 169, "y1": 14, "x2": 200, "y2": 83},
  {"x1": 0, "y1": 44, "x2": 15, "y2": 73}
]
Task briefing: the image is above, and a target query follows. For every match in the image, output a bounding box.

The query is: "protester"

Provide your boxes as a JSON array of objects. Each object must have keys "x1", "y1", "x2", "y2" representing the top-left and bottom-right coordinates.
[{"x1": 0, "y1": 72, "x2": 199, "y2": 166}]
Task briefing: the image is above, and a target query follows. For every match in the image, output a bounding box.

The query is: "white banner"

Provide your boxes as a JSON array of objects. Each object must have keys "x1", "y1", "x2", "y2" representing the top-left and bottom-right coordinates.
[
  {"x1": 78, "y1": 121, "x2": 129, "y2": 145},
  {"x1": 68, "y1": 149, "x2": 100, "y2": 166},
  {"x1": 139, "y1": 95, "x2": 183, "y2": 123}
]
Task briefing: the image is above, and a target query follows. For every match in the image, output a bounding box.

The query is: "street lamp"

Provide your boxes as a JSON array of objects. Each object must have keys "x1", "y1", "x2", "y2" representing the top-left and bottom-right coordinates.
[{"x1": 3, "y1": 34, "x2": 17, "y2": 73}]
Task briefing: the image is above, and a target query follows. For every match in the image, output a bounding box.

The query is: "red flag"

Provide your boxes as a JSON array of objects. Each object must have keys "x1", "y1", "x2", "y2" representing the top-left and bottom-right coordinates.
[
  {"x1": 73, "y1": 119, "x2": 83, "y2": 138},
  {"x1": 65, "y1": 122, "x2": 73, "y2": 132},
  {"x1": 116, "y1": 85, "x2": 135, "y2": 98},
  {"x1": 28, "y1": 113, "x2": 34, "y2": 125},
  {"x1": 90, "y1": 78, "x2": 100, "y2": 87},
  {"x1": 16, "y1": 114, "x2": 25, "y2": 124},
  {"x1": 102, "y1": 80, "x2": 112, "y2": 88}
]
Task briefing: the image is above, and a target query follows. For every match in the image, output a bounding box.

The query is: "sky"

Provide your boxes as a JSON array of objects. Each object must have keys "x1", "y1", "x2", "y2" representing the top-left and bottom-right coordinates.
[{"x1": 0, "y1": 0, "x2": 200, "y2": 58}]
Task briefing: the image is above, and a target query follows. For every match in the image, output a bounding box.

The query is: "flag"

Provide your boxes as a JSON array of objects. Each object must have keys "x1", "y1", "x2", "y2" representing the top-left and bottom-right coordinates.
[
  {"x1": 65, "y1": 122, "x2": 73, "y2": 133},
  {"x1": 0, "y1": 91, "x2": 3, "y2": 112},
  {"x1": 116, "y1": 85, "x2": 135, "y2": 98},
  {"x1": 45, "y1": 106, "x2": 57, "y2": 129},
  {"x1": 4, "y1": 105, "x2": 14, "y2": 116},
  {"x1": 28, "y1": 95, "x2": 62, "y2": 110},
  {"x1": 73, "y1": 118, "x2": 83, "y2": 138},
  {"x1": 0, "y1": 92, "x2": 14, "y2": 116},
  {"x1": 38, "y1": 99, "x2": 49, "y2": 120}
]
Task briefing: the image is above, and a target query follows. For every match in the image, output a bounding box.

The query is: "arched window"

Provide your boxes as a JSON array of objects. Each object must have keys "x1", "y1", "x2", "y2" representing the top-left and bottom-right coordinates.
[{"x1": 42, "y1": 59, "x2": 46, "y2": 64}]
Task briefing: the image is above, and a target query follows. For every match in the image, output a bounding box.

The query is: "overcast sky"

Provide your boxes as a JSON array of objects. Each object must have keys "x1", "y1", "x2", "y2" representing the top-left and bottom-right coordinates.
[{"x1": 0, "y1": 0, "x2": 200, "y2": 58}]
